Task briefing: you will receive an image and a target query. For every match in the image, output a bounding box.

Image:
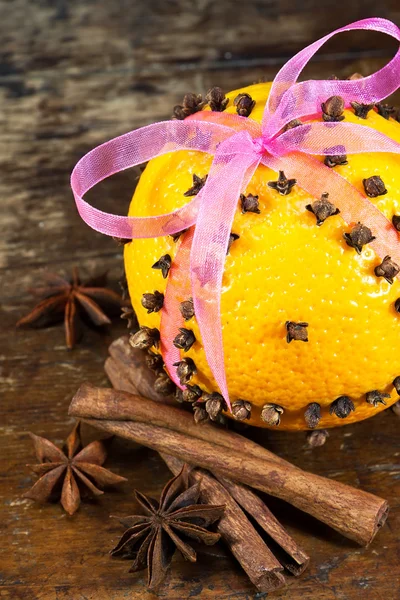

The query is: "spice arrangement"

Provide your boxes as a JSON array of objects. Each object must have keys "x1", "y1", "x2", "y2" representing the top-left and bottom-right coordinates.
[
  {"x1": 18, "y1": 16, "x2": 400, "y2": 596},
  {"x1": 67, "y1": 338, "x2": 387, "y2": 591}
]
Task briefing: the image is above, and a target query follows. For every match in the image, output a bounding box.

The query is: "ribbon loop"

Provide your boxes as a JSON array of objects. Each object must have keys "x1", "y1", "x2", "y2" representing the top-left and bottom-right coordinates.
[
  {"x1": 71, "y1": 119, "x2": 237, "y2": 238},
  {"x1": 263, "y1": 17, "x2": 400, "y2": 136}
]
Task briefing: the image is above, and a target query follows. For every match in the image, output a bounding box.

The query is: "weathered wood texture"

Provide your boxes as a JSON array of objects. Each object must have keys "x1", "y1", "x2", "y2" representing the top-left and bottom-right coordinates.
[{"x1": 1, "y1": 1, "x2": 399, "y2": 598}]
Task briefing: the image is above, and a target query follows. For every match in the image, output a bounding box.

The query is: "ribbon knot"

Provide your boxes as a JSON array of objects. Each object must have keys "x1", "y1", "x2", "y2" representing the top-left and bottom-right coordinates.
[
  {"x1": 251, "y1": 136, "x2": 266, "y2": 156},
  {"x1": 71, "y1": 17, "x2": 400, "y2": 411}
]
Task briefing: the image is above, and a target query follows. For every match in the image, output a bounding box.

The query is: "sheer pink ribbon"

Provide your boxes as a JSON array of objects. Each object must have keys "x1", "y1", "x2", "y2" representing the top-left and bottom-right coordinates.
[{"x1": 71, "y1": 17, "x2": 400, "y2": 410}]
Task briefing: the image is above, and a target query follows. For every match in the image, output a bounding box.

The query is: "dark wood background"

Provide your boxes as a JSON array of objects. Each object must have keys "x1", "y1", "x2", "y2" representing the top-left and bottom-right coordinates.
[{"x1": 1, "y1": 1, "x2": 400, "y2": 598}]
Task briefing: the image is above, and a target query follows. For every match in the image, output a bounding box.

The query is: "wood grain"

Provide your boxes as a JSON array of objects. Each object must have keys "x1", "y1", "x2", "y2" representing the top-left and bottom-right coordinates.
[{"x1": 1, "y1": 0, "x2": 400, "y2": 598}]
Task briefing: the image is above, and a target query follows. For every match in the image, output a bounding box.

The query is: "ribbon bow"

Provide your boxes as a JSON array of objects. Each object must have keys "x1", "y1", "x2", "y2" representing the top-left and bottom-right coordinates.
[{"x1": 71, "y1": 18, "x2": 400, "y2": 410}]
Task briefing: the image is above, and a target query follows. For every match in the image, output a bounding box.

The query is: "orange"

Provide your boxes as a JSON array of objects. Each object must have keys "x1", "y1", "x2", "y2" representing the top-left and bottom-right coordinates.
[{"x1": 124, "y1": 82, "x2": 400, "y2": 431}]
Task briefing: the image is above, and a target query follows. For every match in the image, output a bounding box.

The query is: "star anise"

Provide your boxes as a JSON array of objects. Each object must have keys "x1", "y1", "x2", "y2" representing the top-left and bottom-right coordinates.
[
  {"x1": 16, "y1": 267, "x2": 125, "y2": 349},
  {"x1": 110, "y1": 466, "x2": 225, "y2": 590},
  {"x1": 23, "y1": 422, "x2": 127, "y2": 515}
]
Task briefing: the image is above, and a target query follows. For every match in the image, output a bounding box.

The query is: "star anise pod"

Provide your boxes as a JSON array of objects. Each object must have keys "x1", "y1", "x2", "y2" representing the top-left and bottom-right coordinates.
[
  {"x1": 110, "y1": 466, "x2": 225, "y2": 590},
  {"x1": 16, "y1": 267, "x2": 125, "y2": 349},
  {"x1": 23, "y1": 422, "x2": 127, "y2": 515}
]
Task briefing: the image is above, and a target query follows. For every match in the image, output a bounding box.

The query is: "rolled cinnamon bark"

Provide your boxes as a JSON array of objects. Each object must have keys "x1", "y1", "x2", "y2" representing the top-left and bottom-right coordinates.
[
  {"x1": 161, "y1": 454, "x2": 286, "y2": 593},
  {"x1": 110, "y1": 355, "x2": 292, "y2": 468},
  {"x1": 215, "y1": 475, "x2": 309, "y2": 576},
  {"x1": 107, "y1": 338, "x2": 292, "y2": 466},
  {"x1": 69, "y1": 387, "x2": 388, "y2": 546},
  {"x1": 105, "y1": 353, "x2": 309, "y2": 575}
]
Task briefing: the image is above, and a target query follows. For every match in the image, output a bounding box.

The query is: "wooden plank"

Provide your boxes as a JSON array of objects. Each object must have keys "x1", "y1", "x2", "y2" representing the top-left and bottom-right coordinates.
[{"x1": 1, "y1": 1, "x2": 399, "y2": 597}]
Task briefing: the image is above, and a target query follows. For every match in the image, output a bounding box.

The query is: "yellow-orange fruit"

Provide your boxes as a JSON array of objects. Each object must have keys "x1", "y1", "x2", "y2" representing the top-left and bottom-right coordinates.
[{"x1": 124, "y1": 82, "x2": 400, "y2": 430}]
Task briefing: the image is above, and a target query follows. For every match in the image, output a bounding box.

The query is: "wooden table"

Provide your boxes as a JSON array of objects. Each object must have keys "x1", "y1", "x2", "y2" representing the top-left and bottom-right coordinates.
[{"x1": 1, "y1": 1, "x2": 400, "y2": 598}]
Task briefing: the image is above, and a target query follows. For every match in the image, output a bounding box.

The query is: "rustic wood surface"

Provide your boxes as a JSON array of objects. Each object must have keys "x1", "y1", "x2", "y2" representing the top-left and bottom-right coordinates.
[{"x1": 1, "y1": 1, "x2": 399, "y2": 598}]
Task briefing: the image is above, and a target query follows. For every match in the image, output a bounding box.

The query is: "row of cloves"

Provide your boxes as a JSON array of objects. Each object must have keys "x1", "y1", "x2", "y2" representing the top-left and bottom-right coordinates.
[
  {"x1": 172, "y1": 87, "x2": 255, "y2": 120},
  {"x1": 128, "y1": 316, "x2": 400, "y2": 427},
  {"x1": 120, "y1": 292, "x2": 397, "y2": 446},
  {"x1": 187, "y1": 171, "x2": 400, "y2": 284},
  {"x1": 172, "y1": 84, "x2": 400, "y2": 124},
  {"x1": 183, "y1": 170, "x2": 390, "y2": 234},
  {"x1": 269, "y1": 171, "x2": 388, "y2": 200},
  {"x1": 321, "y1": 95, "x2": 399, "y2": 122},
  {"x1": 173, "y1": 85, "x2": 399, "y2": 174}
]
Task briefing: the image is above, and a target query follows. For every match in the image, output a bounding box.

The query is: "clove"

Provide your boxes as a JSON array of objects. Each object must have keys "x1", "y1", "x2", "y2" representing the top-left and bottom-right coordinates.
[
  {"x1": 173, "y1": 328, "x2": 196, "y2": 352},
  {"x1": 321, "y1": 96, "x2": 345, "y2": 122},
  {"x1": 304, "y1": 403, "x2": 321, "y2": 429},
  {"x1": 152, "y1": 254, "x2": 172, "y2": 279},
  {"x1": 374, "y1": 256, "x2": 400, "y2": 284},
  {"x1": 343, "y1": 223, "x2": 375, "y2": 254},
  {"x1": 129, "y1": 326, "x2": 160, "y2": 350},
  {"x1": 261, "y1": 403, "x2": 284, "y2": 427},
  {"x1": 173, "y1": 357, "x2": 197, "y2": 385},
  {"x1": 329, "y1": 396, "x2": 355, "y2": 419},
  {"x1": 286, "y1": 321, "x2": 308, "y2": 343},
  {"x1": 305, "y1": 192, "x2": 340, "y2": 226},
  {"x1": 268, "y1": 171, "x2": 296, "y2": 196}
]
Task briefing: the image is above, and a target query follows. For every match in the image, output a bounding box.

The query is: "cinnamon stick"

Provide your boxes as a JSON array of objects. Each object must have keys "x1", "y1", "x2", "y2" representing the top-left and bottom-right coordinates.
[
  {"x1": 69, "y1": 388, "x2": 387, "y2": 546},
  {"x1": 105, "y1": 351, "x2": 294, "y2": 590},
  {"x1": 215, "y1": 475, "x2": 309, "y2": 576},
  {"x1": 109, "y1": 346, "x2": 291, "y2": 467},
  {"x1": 161, "y1": 454, "x2": 286, "y2": 593},
  {"x1": 107, "y1": 338, "x2": 293, "y2": 466},
  {"x1": 105, "y1": 355, "x2": 309, "y2": 574}
]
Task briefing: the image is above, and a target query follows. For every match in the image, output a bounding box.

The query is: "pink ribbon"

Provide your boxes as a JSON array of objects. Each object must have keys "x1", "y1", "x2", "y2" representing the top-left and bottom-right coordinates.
[{"x1": 71, "y1": 17, "x2": 400, "y2": 410}]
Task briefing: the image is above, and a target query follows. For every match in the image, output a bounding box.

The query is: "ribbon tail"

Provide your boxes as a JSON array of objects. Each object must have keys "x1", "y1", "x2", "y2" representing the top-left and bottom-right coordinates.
[
  {"x1": 262, "y1": 152, "x2": 400, "y2": 266},
  {"x1": 190, "y1": 139, "x2": 261, "y2": 410},
  {"x1": 160, "y1": 228, "x2": 194, "y2": 388},
  {"x1": 271, "y1": 122, "x2": 400, "y2": 157}
]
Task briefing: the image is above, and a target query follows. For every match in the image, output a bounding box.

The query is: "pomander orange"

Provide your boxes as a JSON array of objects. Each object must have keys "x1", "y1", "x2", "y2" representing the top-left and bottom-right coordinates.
[{"x1": 124, "y1": 82, "x2": 400, "y2": 431}]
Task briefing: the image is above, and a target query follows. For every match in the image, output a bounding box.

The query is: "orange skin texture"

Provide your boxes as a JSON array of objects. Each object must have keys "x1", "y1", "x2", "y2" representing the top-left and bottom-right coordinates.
[{"x1": 124, "y1": 83, "x2": 400, "y2": 431}]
